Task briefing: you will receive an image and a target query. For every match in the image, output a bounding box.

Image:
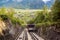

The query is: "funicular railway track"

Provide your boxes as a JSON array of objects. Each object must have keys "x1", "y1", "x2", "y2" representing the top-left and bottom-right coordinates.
[
  {"x1": 15, "y1": 30, "x2": 23, "y2": 40},
  {"x1": 2, "y1": 28, "x2": 44, "y2": 40},
  {"x1": 29, "y1": 32, "x2": 39, "y2": 40},
  {"x1": 16, "y1": 29, "x2": 28, "y2": 40},
  {"x1": 29, "y1": 32, "x2": 44, "y2": 40}
]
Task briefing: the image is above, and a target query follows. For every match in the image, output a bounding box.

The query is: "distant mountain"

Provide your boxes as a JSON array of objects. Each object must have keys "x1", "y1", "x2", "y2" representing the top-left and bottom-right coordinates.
[{"x1": 0, "y1": 0, "x2": 55, "y2": 9}]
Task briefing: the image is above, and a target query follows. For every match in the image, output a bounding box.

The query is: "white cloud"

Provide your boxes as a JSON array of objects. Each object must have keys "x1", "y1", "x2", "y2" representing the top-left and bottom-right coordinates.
[
  {"x1": 42, "y1": 0, "x2": 51, "y2": 3},
  {"x1": 12, "y1": 0, "x2": 23, "y2": 2}
]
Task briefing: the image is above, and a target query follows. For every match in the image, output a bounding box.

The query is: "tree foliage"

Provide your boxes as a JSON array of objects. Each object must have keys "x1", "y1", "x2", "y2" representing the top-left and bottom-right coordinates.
[
  {"x1": 51, "y1": 0, "x2": 60, "y2": 22},
  {"x1": 0, "y1": 7, "x2": 25, "y2": 26}
]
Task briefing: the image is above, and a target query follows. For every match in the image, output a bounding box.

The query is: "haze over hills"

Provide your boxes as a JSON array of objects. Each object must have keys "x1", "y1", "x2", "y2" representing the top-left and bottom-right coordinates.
[{"x1": 0, "y1": 0, "x2": 55, "y2": 9}]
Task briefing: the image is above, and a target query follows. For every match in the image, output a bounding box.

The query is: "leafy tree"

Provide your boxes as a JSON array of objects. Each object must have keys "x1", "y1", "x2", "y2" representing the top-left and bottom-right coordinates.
[
  {"x1": 0, "y1": 7, "x2": 6, "y2": 15},
  {"x1": 34, "y1": 11, "x2": 45, "y2": 24},
  {"x1": 0, "y1": 8, "x2": 8, "y2": 20},
  {"x1": 51, "y1": 0, "x2": 60, "y2": 22}
]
